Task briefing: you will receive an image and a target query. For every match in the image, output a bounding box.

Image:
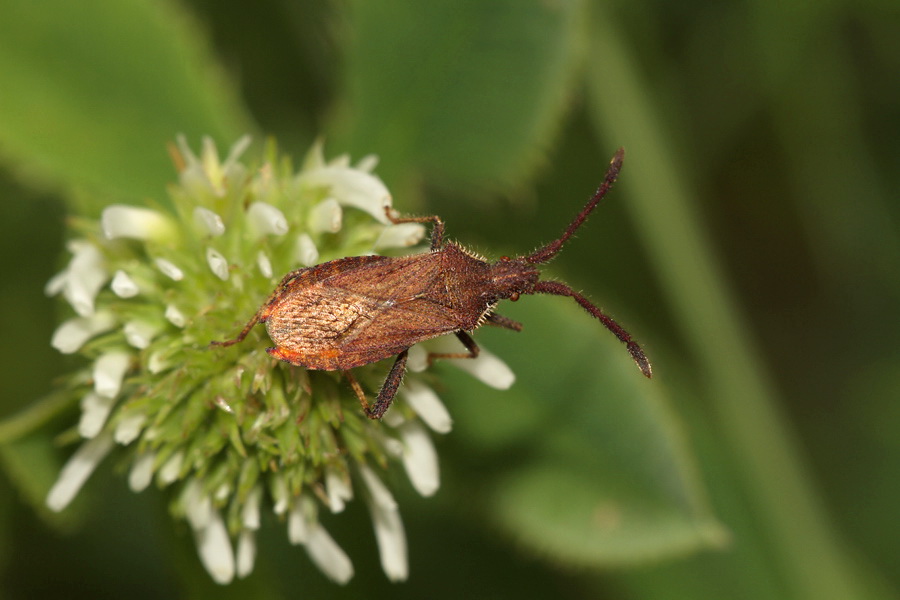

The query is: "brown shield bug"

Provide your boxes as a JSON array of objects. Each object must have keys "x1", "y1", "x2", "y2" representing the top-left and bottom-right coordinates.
[{"x1": 212, "y1": 148, "x2": 651, "y2": 419}]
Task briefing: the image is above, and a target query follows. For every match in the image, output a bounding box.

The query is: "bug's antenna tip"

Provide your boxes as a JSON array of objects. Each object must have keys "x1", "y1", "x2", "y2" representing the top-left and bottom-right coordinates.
[{"x1": 627, "y1": 341, "x2": 653, "y2": 378}]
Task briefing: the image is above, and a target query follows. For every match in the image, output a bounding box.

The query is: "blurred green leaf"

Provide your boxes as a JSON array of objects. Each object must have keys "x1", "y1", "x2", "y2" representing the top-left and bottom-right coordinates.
[
  {"x1": 444, "y1": 298, "x2": 724, "y2": 565},
  {"x1": 0, "y1": 0, "x2": 255, "y2": 207},
  {"x1": 335, "y1": 0, "x2": 583, "y2": 189}
]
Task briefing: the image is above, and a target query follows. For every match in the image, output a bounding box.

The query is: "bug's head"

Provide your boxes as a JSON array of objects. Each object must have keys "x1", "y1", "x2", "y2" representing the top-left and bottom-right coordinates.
[{"x1": 489, "y1": 256, "x2": 540, "y2": 300}]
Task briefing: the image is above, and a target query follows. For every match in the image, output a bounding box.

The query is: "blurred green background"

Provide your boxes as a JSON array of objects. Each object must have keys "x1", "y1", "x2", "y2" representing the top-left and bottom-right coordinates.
[{"x1": 1, "y1": 0, "x2": 898, "y2": 598}]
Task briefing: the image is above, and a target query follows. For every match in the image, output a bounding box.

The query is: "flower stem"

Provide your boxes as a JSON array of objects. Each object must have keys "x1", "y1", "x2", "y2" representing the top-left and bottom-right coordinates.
[{"x1": 0, "y1": 389, "x2": 75, "y2": 444}]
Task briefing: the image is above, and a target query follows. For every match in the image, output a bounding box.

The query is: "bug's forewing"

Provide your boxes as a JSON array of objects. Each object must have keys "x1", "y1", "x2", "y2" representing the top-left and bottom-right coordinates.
[{"x1": 267, "y1": 254, "x2": 470, "y2": 370}]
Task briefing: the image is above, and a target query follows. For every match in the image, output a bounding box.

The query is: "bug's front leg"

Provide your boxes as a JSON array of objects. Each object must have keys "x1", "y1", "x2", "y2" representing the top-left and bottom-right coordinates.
[
  {"x1": 486, "y1": 312, "x2": 523, "y2": 332},
  {"x1": 347, "y1": 350, "x2": 410, "y2": 420}
]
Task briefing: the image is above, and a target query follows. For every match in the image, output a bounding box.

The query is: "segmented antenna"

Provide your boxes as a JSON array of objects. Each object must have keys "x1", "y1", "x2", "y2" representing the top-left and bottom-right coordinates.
[{"x1": 525, "y1": 147, "x2": 625, "y2": 265}]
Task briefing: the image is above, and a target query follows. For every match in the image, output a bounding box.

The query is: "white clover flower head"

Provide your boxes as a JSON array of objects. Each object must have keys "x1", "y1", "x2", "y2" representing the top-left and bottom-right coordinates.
[{"x1": 45, "y1": 136, "x2": 515, "y2": 585}]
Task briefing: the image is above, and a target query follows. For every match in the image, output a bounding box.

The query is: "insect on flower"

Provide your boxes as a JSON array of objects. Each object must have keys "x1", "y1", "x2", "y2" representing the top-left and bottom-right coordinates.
[{"x1": 212, "y1": 148, "x2": 651, "y2": 418}]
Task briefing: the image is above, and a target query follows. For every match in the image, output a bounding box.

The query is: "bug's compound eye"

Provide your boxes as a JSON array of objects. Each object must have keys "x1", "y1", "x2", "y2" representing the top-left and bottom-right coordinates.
[
  {"x1": 509, "y1": 292, "x2": 520, "y2": 301},
  {"x1": 500, "y1": 255, "x2": 511, "y2": 262}
]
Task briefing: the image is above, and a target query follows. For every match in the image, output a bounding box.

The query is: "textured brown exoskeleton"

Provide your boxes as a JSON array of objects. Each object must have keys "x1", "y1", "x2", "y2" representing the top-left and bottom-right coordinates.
[{"x1": 212, "y1": 148, "x2": 651, "y2": 419}]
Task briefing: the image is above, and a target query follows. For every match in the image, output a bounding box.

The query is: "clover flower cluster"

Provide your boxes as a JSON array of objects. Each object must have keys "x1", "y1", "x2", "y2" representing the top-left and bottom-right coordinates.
[{"x1": 44, "y1": 137, "x2": 514, "y2": 584}]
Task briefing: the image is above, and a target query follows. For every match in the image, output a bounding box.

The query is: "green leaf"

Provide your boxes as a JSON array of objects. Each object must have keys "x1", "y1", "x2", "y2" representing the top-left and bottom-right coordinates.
[
  {"x1": 0, "y1": 0, "x2": 255, "y2": 206},
  {"x1": 336, "y1": 0, "x2": 583, "y2": 189},
  {"x1": 443, "y1": 298, "x2": 725, "y2": 565}
]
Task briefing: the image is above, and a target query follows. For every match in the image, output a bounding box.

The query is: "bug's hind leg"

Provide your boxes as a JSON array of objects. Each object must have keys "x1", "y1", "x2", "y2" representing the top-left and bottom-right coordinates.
[
  {"x1": 210, "y1": 269, "x2": 306, "y2": 348},
  {"x1": 209, "y1": 312, "x2": 261, "y2": 347}
]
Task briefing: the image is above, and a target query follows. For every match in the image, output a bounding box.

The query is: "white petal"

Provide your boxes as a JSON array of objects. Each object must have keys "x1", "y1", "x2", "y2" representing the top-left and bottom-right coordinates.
[
  {"x1": 154, "y1": 258, "x2": 184, "y2": 281},
  {"x1": 176, "y1": 134, "x2": 200, "y2": 165},
  {"x1": 398, "y1": 421, "x2": 440, "y2": 497},
  {"x1": 206, "y1": 247, "x2": 230, "y2": 280},
  {"x1": 329, "y1": 153, "x2": 351, "y2": 167},
  {"x1": 193, "y1": 509, "x2": 235, "y2": 585},
  {"x1": 123, "y1": 320, "x2": 160, "y2": 349},
  {"x1": 111, "y1": 270, "x2": 140, "y2": 298},
  {"x1": 46, "y1": 432, "x2": 114, "y2": 512},
  {"x1": 381, "y1": 406, "x2": 406, "y2": 428},
  {"x1": 287, "y1": 500, "x2": 310, "y2": 544},
  {"x1": 93, "y1": 351, "x2": 131, "y2": 398},
  {"x1": 361, "y1": 477, "x2": 408, "y2": 583},
  {"x1": 271, "y1": 476, "x2": 289, "y2": 516},
  {"x1": 247, "y1": 202, "x2": 289, "y2": 237},
  {"x1": 236, "y1": 530, "x2": 257, "y2": 579},
  {"x1": 45, "y1": 269, "x2": 68, "y2": 297},
  {"x1": 158, "y1": 450, "x2": 184, "y2": 484},
  {"x1": 101, "y1": 205, "x2": 174, "y2": 241},
  {"x1": 147, "y1": 351, "x2": 172, "y2": 374},
  {"x1": 199, "y1": 137, "x2": 225, "y2": 192},
  {"x1": 51, "y1": 312, "x2": 117, "y2": 354},
  {"x1": 256, "y1": 251, "x2": 273, "y2": 278},
  {"x1": 379, "y1": 430, "x2": 404, "y2": 457},
  {"x1": 374, "y1": 223, "x2": 426, "y2": 250},
  {"x1": 78, "y1": 392, "x2": 116, "y2": 438},
  {"x1": 176, "y1": 135, "x2": 214, "y2": 195},
  {"x1": 429, "y1": 337, "x2": 516, "y2": 389},
  {"x1": 297, "y1": 166, "x2": 392, "y2": 223},
  {"x1": 242, "y1": 486, "x2": 262, "y2": 530},
  {"x1": 213, "y1": 396, "x2": 234, "y2": 414},
  {"x1": 452, "y1": 349, "x2": 515, "y2": 389},
  {"x1": 183, "y1": 479, "x2": 211, "y2": 529},
  {"x1": 359, "y1": 465, "x2": 397, "y2": 511},
  {"x1": 193, "y1": 207, "x2": 226, "y2": 236},
  {"x1": 309, "y1": 198, "x2": 342, "y2": 233},
  {"x1": 325, "y1": 469, "x2": 353, "y2": 513},
  {"x1": 165, "y1": 304, "x2": 187, "y2": 328},
  {"x1": 114, "y1": 412, "x2": 146, "y2": 445},
  {"x1": 63, "y1": 242, "x2": 107, "y2": 316},
  {"x1": 296, "y1": 233, "x2": 319, "y2": 266},
  {"x1": 406, "y1": 345, "x2": 429, "y2": 373},
  {"x1": 301, "y1": 139, "x2": 327, "y2": 170},
  {"x1": 214, "y1": 482, "x2": 231, "y2": 503},
  {"x1": 306, "y1": 523, "x2": 354, "y2": 584},
  {"x1": 401, "y1": 380, "x2": 452, "y2": 433},
  {"x1": 128, "y1": 451, "x2": 155, "y2": 492},
  {"x1": 222, "y1": 135, "x2": 252, "y2": 173},
  {"x1": 355, "y1": 154, "x2": 379, "y2": 173}
]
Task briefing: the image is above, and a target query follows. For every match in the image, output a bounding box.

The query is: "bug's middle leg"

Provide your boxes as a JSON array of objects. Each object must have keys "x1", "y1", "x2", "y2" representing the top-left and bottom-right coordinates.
[
  {"x1": 345, "y1": 371, "x2": 369, "y2": 414},
  {"x1": 368, "y1": 350, "x2": 410, "y2": 419},
  {"x1": 426, "y1": 331, "x2": 480, "y2": 366},
  {"x1": 347, "y1": 350, "x2": 410, "y2": 420}
]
